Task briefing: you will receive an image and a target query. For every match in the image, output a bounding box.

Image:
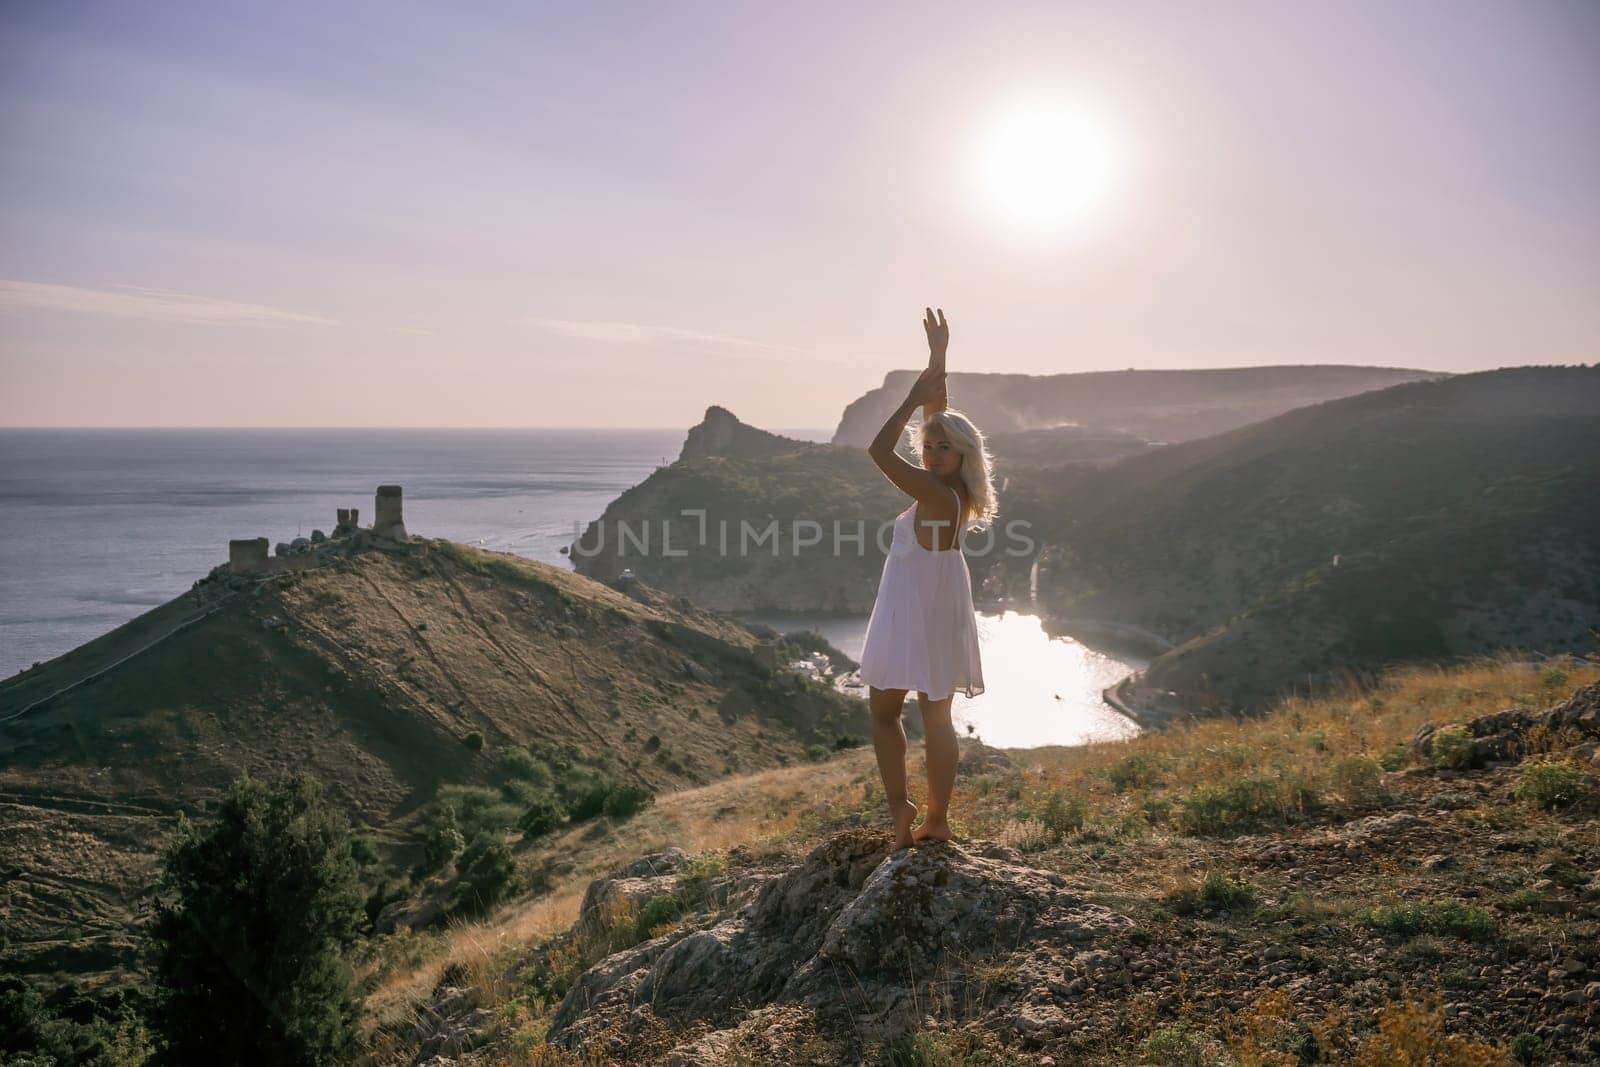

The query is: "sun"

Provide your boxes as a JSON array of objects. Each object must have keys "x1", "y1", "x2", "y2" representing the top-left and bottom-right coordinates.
[{"x1": 978, "y1": 100, "x2": 1118, "y2": 237}]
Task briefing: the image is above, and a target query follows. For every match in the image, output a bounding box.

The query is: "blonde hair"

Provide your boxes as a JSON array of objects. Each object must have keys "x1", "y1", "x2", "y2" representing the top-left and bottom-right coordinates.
[{"x1": 910, "y1": 408, "x2": 999, "y2": 531}]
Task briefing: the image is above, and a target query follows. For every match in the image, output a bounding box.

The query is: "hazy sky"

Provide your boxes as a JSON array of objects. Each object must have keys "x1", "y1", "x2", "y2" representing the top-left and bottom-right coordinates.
[{"x1": 2, "y1": 0, "x2": 1596, "y2": 428}]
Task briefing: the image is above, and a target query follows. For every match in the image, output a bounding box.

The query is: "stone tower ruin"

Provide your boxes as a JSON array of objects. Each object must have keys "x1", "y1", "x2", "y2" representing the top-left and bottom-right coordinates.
[
  {"x1": 372, "y1": 484, "x2": 406, "y2": 541},
  {"x1": 228, "y1": 537, "x2": 269, "y2": 574}
]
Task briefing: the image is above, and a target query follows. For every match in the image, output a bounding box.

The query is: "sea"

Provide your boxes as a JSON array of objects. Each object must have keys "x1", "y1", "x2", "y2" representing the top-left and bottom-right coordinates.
[{"x1": 0, "y1": 428, "x2": 1142, "y2": 748}]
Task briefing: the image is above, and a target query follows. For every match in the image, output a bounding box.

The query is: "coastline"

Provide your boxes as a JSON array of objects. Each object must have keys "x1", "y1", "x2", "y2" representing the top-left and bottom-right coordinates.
[
  {"x1": 1032, "y1": 611, "x2": 1203, "y2": 734},
  {"x1": 1100, "y1": 672, "x2": 1195, "y2": 733}
]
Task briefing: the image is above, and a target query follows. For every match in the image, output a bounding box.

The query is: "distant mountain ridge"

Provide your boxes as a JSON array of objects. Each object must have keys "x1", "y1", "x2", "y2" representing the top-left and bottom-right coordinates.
[
  {"x1": 1019, "y1": 364, "x2": 1600, "y2": 716},
  {"x1": 574, "y1": 365, "x2": 1598, "y2": 719},
  {"x1": 831, "y1": 365, "x2": 1444, "y2": 447}
]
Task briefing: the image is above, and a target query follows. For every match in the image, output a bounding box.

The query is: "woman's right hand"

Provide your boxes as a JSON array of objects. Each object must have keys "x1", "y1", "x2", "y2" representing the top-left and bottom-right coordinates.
[{"x1": 924, "y1": 307, "x2": 948, "y2": 367}]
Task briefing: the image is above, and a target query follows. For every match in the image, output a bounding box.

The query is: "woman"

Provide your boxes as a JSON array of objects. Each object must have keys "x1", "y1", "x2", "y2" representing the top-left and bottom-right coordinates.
[{"x1": 860, "y1": 307, "x2": 996, "y2": 850}]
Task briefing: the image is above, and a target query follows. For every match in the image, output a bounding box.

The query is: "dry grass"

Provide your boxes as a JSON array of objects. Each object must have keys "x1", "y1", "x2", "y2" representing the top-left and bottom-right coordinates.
[
  {"x1": 358, "y1": 751, "x2": 879, "y2": 1036},
  {"x1": 360, "y1": 651, "x2": 1596, "y2": 1061},
  {"x1": 968, "y1": 651, "x2": 1599, "y2": 838}
]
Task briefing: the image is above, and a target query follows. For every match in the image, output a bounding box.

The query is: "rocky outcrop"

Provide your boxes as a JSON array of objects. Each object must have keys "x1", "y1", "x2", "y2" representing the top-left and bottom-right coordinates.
[
  {"x1": 679, "y1": 406, "x2": 816, "y2": 463},
  {"x1": 1410, "y1": 680, "x2": 1600, "y2": 769},
  {"x1": 546, "y1": 829, "x2": 1134, "y2": 1055}
]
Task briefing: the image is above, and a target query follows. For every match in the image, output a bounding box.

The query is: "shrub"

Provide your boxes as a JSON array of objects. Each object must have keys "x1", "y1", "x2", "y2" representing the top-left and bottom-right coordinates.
[
  {"x1": 562, "y1": 774, "x2": 655, "y2": 822},
  {"x1": 499, "y1": 745, "x2": 551, "y2": 785},
  {"x1": 601, "y1": 782, "x2": 655, "y2": 820},
  {"x1": 1512, "y1": 760, "x2": 1585, "y2": 809},
  {"x1": 452, "y1": 834, "x2": 519, "y2": 916},
  {"x1": 1511, "y1": 1032, "x2": 1547, "y2": 1066},
  {"x1": 518, "y1": 794, "x2": 568, "y2": 839},
  {"x1": 437, "y1": 784, "x2": 523, "y2": 838},
  {"x1": 1036, "y1": 787, "x2": 1085, "y2": 842},
  {"x1": 634, "y1": 893, "x2": 684, "y2": 939},
  {"x1": 1200, "y1": 870, "x2": 1256, "y2": 911},
  {"x1": 349, "y1": 830, "x2": 380, "y2": 868},
  {"x1": 1331, "y1": 754, "x2": 1385, "y2": 809},
  {"x1": 461, "y1": 730, "x2": 484, "y2": 751},
  {"x1": 0, "y1": 976, "x2": 153, "y2": 1067},
  {"x1": 1428, "y1": 725, "x2": 1473, "y2": 770},
  {"x1": 806, "y1": 743, "x2": 830, "y2": 763},
  {"x1": 1106, "y1": 752, "x2": 1163, "y2": 792},
  {"x1": 414, "y1": 804, "x2": 465, "y2": 879},
  {"x1": 1176, "y1": 774, "x2": 1311, "y2": 836},
  {"x1": 1377, "y1": 743, "x2": 1409, "y2": 772},
  {"x1": 884, "y1": 1031, "x2": 960, "y2": 1067},
  {"x1": 145, "y1": 772, "x2": 366, "y2": 1064},
  {"x1": 1356, "y1": 899, "x2": 1496, "y2": 942},
  {"x1": 1142, "y1": 1021, "x2": 1206, "y2": 1066},
  {"x1": 560, "y1": 772, "x2": 614, "y2": 820}
]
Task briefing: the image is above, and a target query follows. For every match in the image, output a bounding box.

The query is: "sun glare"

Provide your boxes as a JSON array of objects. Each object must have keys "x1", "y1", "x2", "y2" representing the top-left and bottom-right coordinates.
[{"x1": 978, "y1": 99, "x2": 1118, "y2": 238}]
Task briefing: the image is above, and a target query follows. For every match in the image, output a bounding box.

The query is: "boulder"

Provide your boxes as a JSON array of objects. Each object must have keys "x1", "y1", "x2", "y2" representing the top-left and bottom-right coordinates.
[
  {"x1": 547, "y1": 829, "x2": 1133, "y2": 1050},
  {"x1": 572, "y1": 848, "x2": 693, "y2": 941},
  {"x1": 1410, "y1": 682, "x2": 1600, "y2": 768}
]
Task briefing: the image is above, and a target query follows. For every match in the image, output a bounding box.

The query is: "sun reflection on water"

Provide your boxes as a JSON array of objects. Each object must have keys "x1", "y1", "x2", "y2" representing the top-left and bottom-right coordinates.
[{"x1": 736, "y1": 607, "x2": 1147, "y2": 749}]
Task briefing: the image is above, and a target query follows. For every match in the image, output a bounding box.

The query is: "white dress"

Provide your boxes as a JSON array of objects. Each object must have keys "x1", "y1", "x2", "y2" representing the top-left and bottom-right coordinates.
[{"x1": 858, "y1": 491, "x2": 985, "y2": 701}]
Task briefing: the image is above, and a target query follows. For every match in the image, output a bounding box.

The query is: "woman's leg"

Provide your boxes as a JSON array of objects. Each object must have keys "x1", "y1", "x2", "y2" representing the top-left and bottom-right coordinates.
[
  {"x1": 913, "y1": 692, "x2": 957, "y2": 842},
  {"x1": 869, "y1": 686, "x2": 918, "y2": 850}
]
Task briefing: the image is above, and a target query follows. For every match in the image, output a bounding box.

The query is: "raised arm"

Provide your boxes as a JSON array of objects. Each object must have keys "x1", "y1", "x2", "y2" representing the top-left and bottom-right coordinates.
[
  {"x1": 868, "y1": 354, "x2": 955, "y2": 511},
  {"x1": 923, "y1": 306, "x2": 949, "y2": 416}
]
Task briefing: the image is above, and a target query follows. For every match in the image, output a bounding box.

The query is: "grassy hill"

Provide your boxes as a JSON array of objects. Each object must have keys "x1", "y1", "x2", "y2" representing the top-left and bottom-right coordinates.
[
  {"x1": 351, "y1": 654, "x2": 1600, "y2": 1065},
  {"x1": 0, "y1": 536, "x2": 867, "y2": 987},
  {"x1": 571, "y1": 368, "x2": 1597, "y2": 714},
  {"x1": 562, "y1": 409, "x2": 1143, "y2": 613},
  {"x1": 569, "y1": 410, "x2": 921, "y2": 612},
  {"x1": 1008, "y1": 365, "x2": 1600, "y2": 715},
  {"x1": 831, "y1": 365, "x2": 1443, "y2": 447}
]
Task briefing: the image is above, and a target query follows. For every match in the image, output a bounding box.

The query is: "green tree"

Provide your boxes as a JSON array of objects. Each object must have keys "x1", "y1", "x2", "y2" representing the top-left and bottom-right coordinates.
[{"x1": 144, "y1": 771, "x2": 366, "y2": 1066}]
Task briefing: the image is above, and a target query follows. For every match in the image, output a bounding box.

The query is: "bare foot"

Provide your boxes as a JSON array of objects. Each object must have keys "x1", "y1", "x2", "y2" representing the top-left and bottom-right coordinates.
[
  {"x1": 890, "y1": 799, "x2": 918, "y2": 851},
  {"x1": 912, "y1": 816, "x2": 953, "y2": 844}
]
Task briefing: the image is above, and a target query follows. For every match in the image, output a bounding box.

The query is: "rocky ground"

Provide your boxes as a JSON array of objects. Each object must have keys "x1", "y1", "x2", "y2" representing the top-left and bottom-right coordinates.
[{"x1": 388, "y1": 678, "x2": 1600, "y2": 1066}]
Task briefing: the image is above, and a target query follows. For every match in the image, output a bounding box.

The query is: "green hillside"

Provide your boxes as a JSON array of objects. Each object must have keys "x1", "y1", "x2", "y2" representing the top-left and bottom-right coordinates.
[
  {"x1": 0, "y1": 537, "x2": 865, "y2": 987},
  {"x1": 1016, "y1": 365, "x2": 1600, "y2": 713}
]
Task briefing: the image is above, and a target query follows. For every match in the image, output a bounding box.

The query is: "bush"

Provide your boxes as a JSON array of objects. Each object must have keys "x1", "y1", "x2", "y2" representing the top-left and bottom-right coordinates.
[
  {"x1": 562, "y1": 774, "x2": 655, "y2": 822},
  {"x1": 1200, "y1": 870, "x2": 1256, "y2": 911},
  {"x1": 349, "y1": 830, "x2": 380, "y2": 868},
  {"x1": 1142, "y1": 1021, "x2": 1206, "y2": 1066},
  {"x1": 145, "y1": 772, "x2": 366, "y2": 1065},
  {"x1": 1176, "y1": 774, "x2": 1312, "y2": 836},
  {"x1": 1106, "y1": 752, "x2": 1163, "y2": 792},
  {"x1": 437, "y1": 784, "x2": 523, "y2": 838},
  {"x1": 0, "y1": 976, "x2": 152, "y2": 1066},
  {"x1": 601, "y1": 782, "x2": 655, "y2": 820},
  {"x1": 452, "y1": 834, "x2": 519, "y2": 916},
  {"x1": 517, "y1": 794, "x2": 568, "y2": 839},
  {"x1": 413, "y1": 805, "x2": 465, "y2": 880},
  {"x1": 1428, "y1": 725, "x2": 1473, "y2": 769},
  {"x1": 1356, "y1": 899, "x2": 1496, "y2": 942},
  {"x1": 498, "y1": 745, "x2": 551, "y2": 786},
  {"x1": 1034, "y1": 787, "x2": 1085, "y2": 842},
  {"x1": 461, "y1": 730, "x2": 484, "y2": 751},
  {"x1": 1512, "y1": 760, "x2": 1586, "y2": 809},
  {"x1": 634, "y1": 893, "x2": 685, "y2": 939},
  {"x1": 1377, "y1": 743, "x2": 1409, "y2": 772},
  {"x1": 1331, "y1": 754, "x2": 1385, "y2": 809}
]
